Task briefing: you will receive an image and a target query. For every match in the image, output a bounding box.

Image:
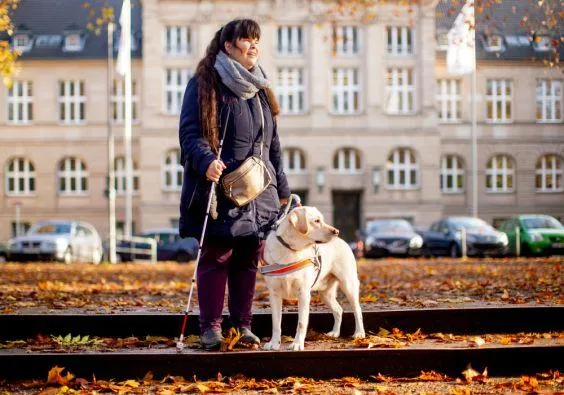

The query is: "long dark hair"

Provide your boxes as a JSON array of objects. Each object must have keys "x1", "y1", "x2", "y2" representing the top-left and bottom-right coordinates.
[{"x1": 195, "y1": 19, "x2": 280, "y2": 153}]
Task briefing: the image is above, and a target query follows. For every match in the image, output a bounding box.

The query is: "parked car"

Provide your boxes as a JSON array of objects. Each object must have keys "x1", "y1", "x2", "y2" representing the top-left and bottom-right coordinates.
[
  {"x1": 115, "y1": 228, "x2": 198, "y2": 263},
  {"x1": 420, "y1": 217, "x2": 508, "y2": 258},
  {"x1": 499, "y1": 215, "x2": 564, "y2": 256},
  {"x1": 7, "y1": 220, "x2": 103, "y2": 264},
  {"x1": 358, "y1": 219, "x2": 423, "y2": 258},
  {"x1": 0, "y1": 242, "x2": 7, "y2": 262}
]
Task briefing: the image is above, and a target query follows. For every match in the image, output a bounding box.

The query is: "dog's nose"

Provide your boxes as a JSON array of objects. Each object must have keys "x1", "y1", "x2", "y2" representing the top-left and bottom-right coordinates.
[{"x1": 332, "y1": 228, "x2": 339, "y2": 236}]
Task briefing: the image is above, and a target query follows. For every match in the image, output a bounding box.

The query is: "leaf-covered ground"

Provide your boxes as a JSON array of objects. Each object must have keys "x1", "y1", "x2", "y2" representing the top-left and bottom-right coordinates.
[
  {"x1": 0, "y1": 367, "x2": 562, "y2": 394},
  {"x1": 0, "y1": 257, "x2": 561, "y2": 314}
]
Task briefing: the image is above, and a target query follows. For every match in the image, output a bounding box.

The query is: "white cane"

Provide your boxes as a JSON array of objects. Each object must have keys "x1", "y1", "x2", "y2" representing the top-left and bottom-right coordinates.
[{"x1": 177, "y1": 108, "x2": 230, "y2": 352}]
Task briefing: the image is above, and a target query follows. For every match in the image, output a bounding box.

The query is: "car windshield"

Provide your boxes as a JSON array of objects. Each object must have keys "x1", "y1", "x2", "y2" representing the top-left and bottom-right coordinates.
[
  {"x1": 29, "y1": 223, "x2": 71, "y2": 235},
  {"x1": 367, "y1": 220, "x2": 413, "y2": 233},
  {"x1": 449, "y1": 218, "x2": 488, "y2": 231},
  {"x1": 522, "y1": 217, "x2": 563, "y2": 230}
]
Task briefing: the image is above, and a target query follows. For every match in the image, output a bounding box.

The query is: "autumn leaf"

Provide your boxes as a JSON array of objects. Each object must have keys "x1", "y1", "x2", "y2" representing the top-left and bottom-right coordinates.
[
  {"x1": 462, "y1": 366, "x2": 488, "y2": 383},
  {"x1": 220, "y1": 327, "x2": 242, "y2": 352},
  {"x1": 46, "y1": 366, "x2": 75, "y2": 386},
  {"x1": 468, "y1": 336, "x2": 486, "y2": 347}
]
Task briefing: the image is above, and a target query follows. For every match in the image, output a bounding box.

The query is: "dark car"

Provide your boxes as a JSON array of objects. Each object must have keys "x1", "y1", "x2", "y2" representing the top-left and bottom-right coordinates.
[
  {"x1": 420, "y1": 217, "x2": 508, "y2": 258},
  {"x1": 359, "y1": 219, "x2": 423, "y2": 258},
  {"x1": 115, "y1": 228, "x2": 198, "y2": 263},
  {"x1": 0, "y1": 242, "x2": 7, "y2": 262}
]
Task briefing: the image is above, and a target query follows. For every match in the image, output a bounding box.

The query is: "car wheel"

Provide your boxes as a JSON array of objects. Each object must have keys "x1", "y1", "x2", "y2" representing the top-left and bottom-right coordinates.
[
  {"x1": 520, "y1": 243, "x2": 531, "y2": 257},
  {"x1": 177, "y1": 251, "x2": 191, "y2": 263},
  {"x1": 421, "y1": 245, "x2": 432, "y2": 259},
  {"x1": 63, "y1": 248, "x2": 73, "y2": 265},
  {"x1": 92, "y1": 248, "x2": 102, "y2": 265},
  {"x1": 449, "y1": 243, "x2": 460, "y2": 258}
]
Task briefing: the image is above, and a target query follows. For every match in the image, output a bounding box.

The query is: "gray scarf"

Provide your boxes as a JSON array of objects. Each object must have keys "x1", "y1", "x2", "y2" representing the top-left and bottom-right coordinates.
[{"x1": 214, "y1": 50, "x2": 270, "y2": 100}]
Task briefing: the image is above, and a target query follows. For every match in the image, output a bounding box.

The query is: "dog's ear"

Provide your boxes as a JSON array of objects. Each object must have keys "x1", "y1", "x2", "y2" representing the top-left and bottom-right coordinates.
[{"x1": 289, "y1": 208, "x2": 309, "y2": 235}]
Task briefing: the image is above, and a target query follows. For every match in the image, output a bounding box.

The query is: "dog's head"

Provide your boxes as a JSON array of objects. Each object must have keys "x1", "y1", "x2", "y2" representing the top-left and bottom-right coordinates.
[{"x1": 279, "y1": 206, "x2": 339, "y2": 245}]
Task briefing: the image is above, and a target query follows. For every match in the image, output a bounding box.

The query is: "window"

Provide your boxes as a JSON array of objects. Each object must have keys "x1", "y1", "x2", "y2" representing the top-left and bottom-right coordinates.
[
  {"x1": 11, "y1": 221, "x2": 31, "y2": 238},
  {"x1": 440, "y1": 155, "x2": 464, "y2": 193},
  {"x1": 533, "y1": 36, "x2": 551, "y2": 52},
  {"x1": 536, "y1": 80, "x2": 562, "y2": 123},
  {"x1": 111, "y1": 79, "x2": 139, "y2": 123},
  {"x1": 331, "y1": 68, "x2": 361, "y2": 114},
  {"x1": 486, "y1": 35, "x2": 503, "y2": 51},
  {"x1": 385, "y1": 68, "x2": 415, "y2": 114},
  {"x1": 165, "y1": 68, "x2": 191, "y2": 115},
  {"x1": 63, "y1": 34, "x2": 83, "y2": 52},
  {"x1": 283, "y1": 148, "x2": 306, "y2": 173},
  {"x1": 57, "y1": 157, "x2": 88, "y2": 195},
  {"x1": 7, "y1": 81, "x2": 33, "y2": 124},
  {"x1": 13, "y1": 34, "x2": 32, "y2": 52},
  {"x1": 536, "y1": 154, "x2": 563, "y2": 192},
  {"x1": 333, "y1": 25, "x2": 359, "y2": 55},
  {"x1": 436, "y1": 79, "x2": 461, "y2": 122},
  {"x1": 386, "y1": 148, "x2": 418, "y2": 189},
  {"x1": 486, "y1": 79, "x2": 512, "y2": 123},
  {"x1": 333, "y1": 148, "x2": 361, "y2": 173},
  {"x1": 486, "y1": 154, "x2": 514, "y2": 193},
  {"x1": 277, "y1": 68, "x2": 306, "y2": 114},
  {"x1": 5, "y1": 157, "x2": 35, "y2": 195},
  {"x1": 387, "y1": 26, "x2": 413, "y2": 56},
  {"x1": 165, "y1": 26, "x2": 191, "y2": 56},
  {"x1": 437, "y1": 32, "x2": 448, "y2": 50},
  {"x1": 58, "y1": 80, "x2": 86, "y2": 124},
  {"x1": 163, "y1": 149, "x2": 183, "y2": 191},
  {"x1": 114, "y1": 156, "x2": 140, "y2": 195},
  {"x1": 277, "y1": 25, "x2": 303, "y2": 56}
]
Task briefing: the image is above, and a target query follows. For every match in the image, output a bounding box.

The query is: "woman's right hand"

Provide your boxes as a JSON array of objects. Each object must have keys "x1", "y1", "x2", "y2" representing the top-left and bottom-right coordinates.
[{"x1": 206, "y1": 160, "x2": 226, "y2": 182}]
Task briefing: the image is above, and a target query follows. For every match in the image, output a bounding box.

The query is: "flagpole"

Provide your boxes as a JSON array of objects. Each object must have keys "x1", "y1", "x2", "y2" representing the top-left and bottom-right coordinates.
[
  {"x1": 107, "y1": 22, "x2": 117, "y2": 264},
  {"x1": 122, "y1": 0, "x2": 133, "y2": 238},
  {"x1": 470, "y1": 0, "x2": 478, "y2": 218}
]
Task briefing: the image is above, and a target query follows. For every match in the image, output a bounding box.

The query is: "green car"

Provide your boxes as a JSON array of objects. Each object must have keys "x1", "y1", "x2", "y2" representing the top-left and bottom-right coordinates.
[{"x1": 499, "y1": 215, "x2": 564, "y2": 256}]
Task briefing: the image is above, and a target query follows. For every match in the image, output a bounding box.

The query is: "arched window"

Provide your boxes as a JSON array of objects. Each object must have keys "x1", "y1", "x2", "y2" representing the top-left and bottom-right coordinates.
[
  {"x1": 114, "y1": 156, "x2": 140, "y2": 194},
  {"x1": 283, "y1": 148, "x2": 306, "y2": 173},
  {"x1": 486, "y1": 154, "x2": 514, "y2": 192},
  {"x1": 163, "y1": 149, "x2": 183, "y2": 191},
  {"x1": 440, "y1": 155, "x2": 464, "y2": 193},
  {"x1": 536, "y1": 154, "x2": 563, "y2": 192},
  {"x1": 5, "y1": 157, "x2": 35, "y2": 195},
  {"x1": 57, "y1": 157, "x2": 88, "y2": 195},
  {"x1": 386, "y1": 148, "x2": 418, "y2": 189},
  {"x1": 333, "y1": 147, "x2": 361, "y2": 173}
]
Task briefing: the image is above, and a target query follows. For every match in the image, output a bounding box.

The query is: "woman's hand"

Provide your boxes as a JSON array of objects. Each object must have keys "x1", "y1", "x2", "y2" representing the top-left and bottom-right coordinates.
[{"x1": 206, "y1": 160, "x2": 226, "y2": 182}]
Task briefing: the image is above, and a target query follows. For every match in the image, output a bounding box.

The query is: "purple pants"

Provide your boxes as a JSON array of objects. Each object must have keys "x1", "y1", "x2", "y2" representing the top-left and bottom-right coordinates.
[{"x1": 197, "y1": 238, "x2": 263, "y2": 332}]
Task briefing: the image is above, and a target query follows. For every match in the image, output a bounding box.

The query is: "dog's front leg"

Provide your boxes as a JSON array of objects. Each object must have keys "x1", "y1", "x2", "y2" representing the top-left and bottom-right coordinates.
[
  {"x1": 289, "y1": 288, "x2": 311, "y2": 351},
  {"x1": 264, "y1": 293, "x2": 283, "y2": 351}
]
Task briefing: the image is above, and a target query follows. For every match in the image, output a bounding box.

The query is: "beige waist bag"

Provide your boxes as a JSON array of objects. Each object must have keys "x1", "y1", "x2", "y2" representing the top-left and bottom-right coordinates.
[{"x1": 221, "y1": 96, "x2": 272, "y2": 207}]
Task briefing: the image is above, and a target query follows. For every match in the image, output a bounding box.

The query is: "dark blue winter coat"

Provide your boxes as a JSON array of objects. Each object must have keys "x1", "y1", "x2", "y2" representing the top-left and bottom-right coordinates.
[{"x1": 178, "y1": 76, "x2": 290, "y2": 243}]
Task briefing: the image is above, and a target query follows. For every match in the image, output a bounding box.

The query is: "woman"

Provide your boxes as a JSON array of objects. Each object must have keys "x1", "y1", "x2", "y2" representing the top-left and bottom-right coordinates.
[{"x1": 178, "y1": 19, "x2": 290, "y2": 349}]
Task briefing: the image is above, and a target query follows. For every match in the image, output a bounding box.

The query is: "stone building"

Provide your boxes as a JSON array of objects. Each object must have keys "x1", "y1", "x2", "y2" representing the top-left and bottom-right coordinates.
[{"x1": 0, "y1": 0, "x2": 562, "y2": 242}]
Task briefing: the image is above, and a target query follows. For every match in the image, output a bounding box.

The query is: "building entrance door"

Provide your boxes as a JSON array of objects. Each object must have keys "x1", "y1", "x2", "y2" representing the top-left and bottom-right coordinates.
[{"x1": 332, "y1": 190, "x2": 361, "y2": 242}]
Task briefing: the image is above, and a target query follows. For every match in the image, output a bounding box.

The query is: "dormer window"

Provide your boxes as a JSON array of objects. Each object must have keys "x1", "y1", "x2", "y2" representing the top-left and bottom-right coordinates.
[
  {"x1": 13, "y1": 34, "x2": 32, "y2": 52},
  {"x1": 486, "y1": 35, "x2": 503, "y2": 51},
  {"x1": 533, "y1": 36, "x2": 551, "y2": 52},
  {"x1": 64, "y1": 33, "x2": 83, "y2": 52}
]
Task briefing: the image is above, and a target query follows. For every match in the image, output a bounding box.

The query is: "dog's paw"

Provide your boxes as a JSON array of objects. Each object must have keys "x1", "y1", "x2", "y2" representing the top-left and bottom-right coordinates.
[
  {"x1": 353, "y1": 330, "x2": 366, "y2": 339},
  {"x1": 325, "y1": 330, "x2": 340, "y2": 338},
  {"x1": 287, "y1": 341, "x2": 304, "y2": 351},
  {"x1": 263, "y1": 341, "x2": 281, "y2": 351}
]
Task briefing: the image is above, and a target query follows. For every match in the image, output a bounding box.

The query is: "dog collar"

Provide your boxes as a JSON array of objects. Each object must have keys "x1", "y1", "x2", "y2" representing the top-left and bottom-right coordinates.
[{"x1": 276, "y1": 235, "x2": 298, "y2": 251}]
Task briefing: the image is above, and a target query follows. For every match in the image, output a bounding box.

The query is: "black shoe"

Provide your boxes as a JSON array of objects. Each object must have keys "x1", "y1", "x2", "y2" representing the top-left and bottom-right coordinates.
[
  {"x1": 200, "y1": 328, "x2": 224, "y2": 350},
  {"x1": 239, "y1": 327, "x2": 260, "y2": 345}
]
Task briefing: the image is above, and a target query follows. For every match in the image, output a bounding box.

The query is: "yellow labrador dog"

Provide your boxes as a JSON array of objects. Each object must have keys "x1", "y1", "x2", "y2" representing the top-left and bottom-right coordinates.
[{"x1": 261, "y1": 206, "x2": 365, "y2": 351}]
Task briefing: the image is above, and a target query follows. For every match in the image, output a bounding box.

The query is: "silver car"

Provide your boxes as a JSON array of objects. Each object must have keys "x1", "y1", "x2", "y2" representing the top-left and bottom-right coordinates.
[{"x1": 7, "y1": 220, "x2": 103, "y2": 264}]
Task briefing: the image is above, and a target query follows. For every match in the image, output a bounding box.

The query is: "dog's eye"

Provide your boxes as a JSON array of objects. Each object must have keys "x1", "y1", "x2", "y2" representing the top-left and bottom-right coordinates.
[{"x1": 314, "y1": 219, "x2": 321, "y2": 223}]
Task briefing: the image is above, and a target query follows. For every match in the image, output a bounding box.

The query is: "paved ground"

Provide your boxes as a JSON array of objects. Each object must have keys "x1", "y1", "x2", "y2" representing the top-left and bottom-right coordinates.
[{"x1": 1, "y1": 257, "x2": 561, "y2": 314}]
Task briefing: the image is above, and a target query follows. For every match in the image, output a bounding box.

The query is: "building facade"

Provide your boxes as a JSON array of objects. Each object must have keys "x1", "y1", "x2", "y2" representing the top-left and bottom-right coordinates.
[{"x1": 0, "y1": 0, "x2": 562, "y2": 242}]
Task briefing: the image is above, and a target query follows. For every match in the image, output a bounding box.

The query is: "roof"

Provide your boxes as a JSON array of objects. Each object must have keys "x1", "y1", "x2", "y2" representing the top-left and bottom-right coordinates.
[
  {"x1": 436, "y1": 0, "x2": 563, "y2": 62},
  {"x1": 8, "y1": 0, "x2": 142, "y2": 60}
]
